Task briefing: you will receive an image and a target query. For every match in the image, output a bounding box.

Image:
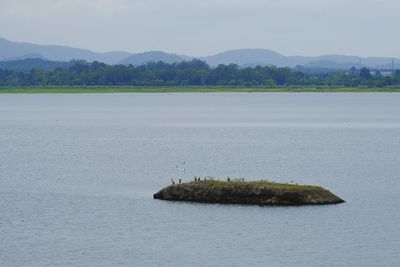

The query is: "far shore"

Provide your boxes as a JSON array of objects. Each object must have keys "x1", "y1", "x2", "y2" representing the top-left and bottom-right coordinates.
[{"x1": 1, "y1": 86, "x2": 400, "y2": 94}]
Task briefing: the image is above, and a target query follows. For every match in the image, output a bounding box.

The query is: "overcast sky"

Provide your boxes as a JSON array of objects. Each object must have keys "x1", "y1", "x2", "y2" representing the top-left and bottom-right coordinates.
[{"x1": 0, "y1": 0, "x2": 399, "y2": 57}]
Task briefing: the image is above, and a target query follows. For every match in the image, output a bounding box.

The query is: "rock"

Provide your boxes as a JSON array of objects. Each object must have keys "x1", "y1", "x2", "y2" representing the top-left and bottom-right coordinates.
[{"x1": 153, "y1": 180, "x2": 345, "y2": 206}]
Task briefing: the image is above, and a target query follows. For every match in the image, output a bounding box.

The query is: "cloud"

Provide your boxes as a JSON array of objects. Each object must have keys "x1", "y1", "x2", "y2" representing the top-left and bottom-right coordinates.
[
  {"x1": 1, "y1": 0, "x2": 130, "y2": 16},
  {"x1": 0, "y1": 0, "x2": 399, "y2": 57}
]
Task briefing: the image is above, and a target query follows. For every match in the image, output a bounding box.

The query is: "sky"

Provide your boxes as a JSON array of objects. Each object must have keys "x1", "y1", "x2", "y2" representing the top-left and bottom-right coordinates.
[{"x1": 0, "y1": 0, "x2": 399, "y2": 57}]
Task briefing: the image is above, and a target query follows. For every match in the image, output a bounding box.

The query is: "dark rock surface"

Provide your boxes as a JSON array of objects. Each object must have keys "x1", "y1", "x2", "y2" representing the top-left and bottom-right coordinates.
[{"x1": 154, "y1": 181, "x2": 345, "y2": 206}]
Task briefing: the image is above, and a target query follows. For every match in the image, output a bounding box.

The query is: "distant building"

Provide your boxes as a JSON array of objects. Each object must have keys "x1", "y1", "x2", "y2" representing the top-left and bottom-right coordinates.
[{"x1": 362, "y1": 69, "x2": 393, "y2": 77}]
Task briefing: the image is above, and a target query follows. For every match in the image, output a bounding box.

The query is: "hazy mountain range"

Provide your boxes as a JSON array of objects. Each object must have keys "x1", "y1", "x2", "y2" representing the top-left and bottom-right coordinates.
[{"x1": 1, "y1": 37, "x2": 399, "y2": 70}]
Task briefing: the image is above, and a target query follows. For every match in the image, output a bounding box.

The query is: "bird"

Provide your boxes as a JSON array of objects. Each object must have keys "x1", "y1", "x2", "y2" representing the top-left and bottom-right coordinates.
[
  {"x1": 176, "y1": 161, "x2": 186, "y2": 174},
  {"x1": 171, "y1": 179, "x2": 176, "y2": 185}
]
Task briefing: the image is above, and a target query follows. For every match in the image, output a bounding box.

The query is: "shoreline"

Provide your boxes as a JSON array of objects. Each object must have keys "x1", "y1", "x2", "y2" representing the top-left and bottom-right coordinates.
[{"x1": 1, "y1": 86, "x2": 400, "y2": 94}]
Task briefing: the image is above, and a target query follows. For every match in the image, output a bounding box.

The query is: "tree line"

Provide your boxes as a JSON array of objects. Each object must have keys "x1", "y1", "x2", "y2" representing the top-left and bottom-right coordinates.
[{"x1": 0, "y1": 59, "x2": 399, "y2": 87}]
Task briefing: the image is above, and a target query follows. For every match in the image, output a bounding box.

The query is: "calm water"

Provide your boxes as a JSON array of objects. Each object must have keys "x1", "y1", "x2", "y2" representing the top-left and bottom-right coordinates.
[{"x1": 1, "y1": 93, "x2": 400, "y2": 267}]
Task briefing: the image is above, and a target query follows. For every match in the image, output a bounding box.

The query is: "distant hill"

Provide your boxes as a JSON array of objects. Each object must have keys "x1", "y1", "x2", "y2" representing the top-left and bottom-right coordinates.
[
  {"x1": 203, "y1": 49, "x2": 399, "y2": 69},
  {"x1": 0, "y1": 37, "x2": 130, "y2": 64},
  {"x1": 1, "y1": 37, "x2": 399, "y2": 69},
  {"x1": 3, "y1": 53, "x2": 46, "y2": 61},
  {"x1": 202, "y1": 49, "x2": 290, "y2": 67},
  {"x1": 119, "y1": 51, "x2": 186, "y2": 65},
  {"x1": 303, "y1": 60, "x2": 357, "y2": 70},
  {"x1": 0, "y1": 58, "x2": 73, "y2": 71}
]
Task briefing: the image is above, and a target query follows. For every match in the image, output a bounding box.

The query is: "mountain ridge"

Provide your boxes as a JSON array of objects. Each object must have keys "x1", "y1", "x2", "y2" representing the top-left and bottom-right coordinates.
[
  {"x1": 0, "y1": 37, "x2": 398, "y2": 69},
  {"x1": 0, "y1": 37, "x2": 130, "y2": 64}
]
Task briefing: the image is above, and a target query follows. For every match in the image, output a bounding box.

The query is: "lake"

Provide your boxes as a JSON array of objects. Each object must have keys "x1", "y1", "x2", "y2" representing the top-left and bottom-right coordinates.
[{"x1": 1, "y1": 93, "x2": 399, "y2": 266}]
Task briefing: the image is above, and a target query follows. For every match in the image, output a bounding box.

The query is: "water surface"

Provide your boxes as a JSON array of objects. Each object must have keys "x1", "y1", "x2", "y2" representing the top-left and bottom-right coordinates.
[{"x1": 1, "y1": 93, "x2": 400, "y2": 266}]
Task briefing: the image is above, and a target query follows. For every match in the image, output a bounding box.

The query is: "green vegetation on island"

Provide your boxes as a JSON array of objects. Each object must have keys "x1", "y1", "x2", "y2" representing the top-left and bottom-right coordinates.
[{"x1": 199, "y1": 179, "x2": 322, "y2": 190}]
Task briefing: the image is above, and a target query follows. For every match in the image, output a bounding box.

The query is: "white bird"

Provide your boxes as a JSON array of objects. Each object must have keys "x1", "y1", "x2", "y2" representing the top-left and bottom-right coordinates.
[{"x1": 176, "y1": 161, "x2": 186, "y2": 174}]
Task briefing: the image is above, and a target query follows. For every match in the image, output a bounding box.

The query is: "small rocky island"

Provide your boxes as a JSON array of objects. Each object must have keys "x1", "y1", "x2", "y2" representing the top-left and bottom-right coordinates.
[{"x1": 154, "y1": 179, "x2": 345, "y2": 206}]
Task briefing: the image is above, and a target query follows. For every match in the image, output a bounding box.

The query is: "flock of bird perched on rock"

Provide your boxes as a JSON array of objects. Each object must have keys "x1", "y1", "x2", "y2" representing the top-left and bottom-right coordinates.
[{"x1": 171, "y1": 176, "x2": 246, "y2": 185}]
